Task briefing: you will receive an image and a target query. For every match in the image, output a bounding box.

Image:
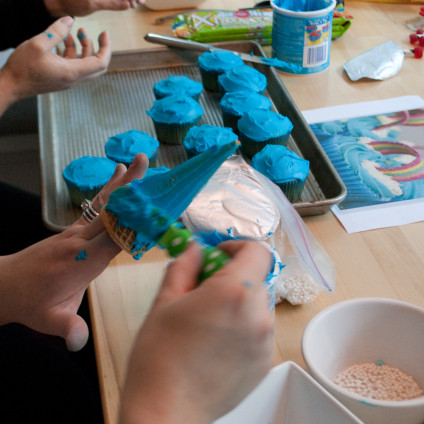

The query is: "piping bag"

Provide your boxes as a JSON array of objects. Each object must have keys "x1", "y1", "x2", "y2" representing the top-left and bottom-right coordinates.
[{"x1": 102, "y1": 141, "x2": 238, "y2": 282}]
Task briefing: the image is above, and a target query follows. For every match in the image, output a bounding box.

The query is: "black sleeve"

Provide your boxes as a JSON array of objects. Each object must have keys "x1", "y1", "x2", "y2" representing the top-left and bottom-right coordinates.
[{"x1": 0, "y1": 0, "x2": 56, "y2": 50}]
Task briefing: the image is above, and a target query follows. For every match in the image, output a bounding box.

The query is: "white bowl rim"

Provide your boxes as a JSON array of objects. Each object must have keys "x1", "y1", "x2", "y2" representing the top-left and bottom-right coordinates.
[{"x1": 301, "y1": 297, "x2": 424, "y2": 408}]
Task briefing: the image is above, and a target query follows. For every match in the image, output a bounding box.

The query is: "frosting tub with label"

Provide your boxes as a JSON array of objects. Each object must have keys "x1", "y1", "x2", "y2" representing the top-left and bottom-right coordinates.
[{"x1": 271, "y1": 0, "x2": 336, "y2": 74}]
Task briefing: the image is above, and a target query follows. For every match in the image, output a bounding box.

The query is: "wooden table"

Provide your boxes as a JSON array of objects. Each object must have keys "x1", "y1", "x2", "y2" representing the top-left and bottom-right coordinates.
[{"x1": 78, "y1": 2, "x2": 424, "y2": 423}]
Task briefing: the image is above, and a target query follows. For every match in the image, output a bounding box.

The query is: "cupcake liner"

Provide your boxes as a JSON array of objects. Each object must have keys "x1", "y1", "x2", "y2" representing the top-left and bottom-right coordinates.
[
  {"x1": 107, "y1": 150, "x2": 159, "y2": 169},
  {"x1": 148, "y1": 152, "x2": 158, "y2": 167},
  {"x1": 184, "y1": 147, "x2": 199, "y2": 159},
  {"x1": 222, "y1": 112, "x2": 240, "y2": 135},
  {"x1": 153, "y1": 119, "x2": 201, "y2": 145},
  {"x1": 65, "y1": 184, "x2": 103, "y2": 207},
  {"x1": 239, "y1": 133, "x2": 289, "y2": 159},
  {"x1": 154, "y1": 91, "x2": 202, "y2": 101},
  {"x1": 199, "y1": 68, "x2": 221, "y2": 92},
  {"x1": 276, "y1": 179, "x2": 305, "y2": 203}
]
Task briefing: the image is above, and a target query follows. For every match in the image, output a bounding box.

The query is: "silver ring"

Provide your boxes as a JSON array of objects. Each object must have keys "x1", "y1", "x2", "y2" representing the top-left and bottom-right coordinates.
[{"x1": 81, "y1": 199, "x2": 99, "y2": 223}]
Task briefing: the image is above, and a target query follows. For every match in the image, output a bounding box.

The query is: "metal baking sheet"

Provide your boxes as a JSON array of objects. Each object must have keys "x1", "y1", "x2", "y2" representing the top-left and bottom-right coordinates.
[{"x1": 38, "y1": 41, "x2": 346, "y2": 232}]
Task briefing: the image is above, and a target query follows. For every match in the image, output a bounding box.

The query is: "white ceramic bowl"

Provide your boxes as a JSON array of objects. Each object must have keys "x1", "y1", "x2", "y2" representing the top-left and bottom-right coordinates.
[
  {"x1": 214, "y1": 361, "x2": 362, "y2": 423},
  {"x1": 302, "y1": 297, "x2": 424, "y2": 424},
  {"x1": 141, "y1": 0, "x2": 205, "y2": 11}
]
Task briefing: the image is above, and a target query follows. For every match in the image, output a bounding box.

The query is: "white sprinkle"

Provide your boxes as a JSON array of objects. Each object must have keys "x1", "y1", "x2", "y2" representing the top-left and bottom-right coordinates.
[
  {"x1": 208, "y1": 250, "x2": 221, "y2": 259},
  {"x1": 171, "y1": 237, "x2": 183, "y2": 247},
  {"x1": 334, "y1": 362, "x2": 424, "y2": 401},
  {"x1": 275, "y1": 273, "x2": 321, "y2": 305}
]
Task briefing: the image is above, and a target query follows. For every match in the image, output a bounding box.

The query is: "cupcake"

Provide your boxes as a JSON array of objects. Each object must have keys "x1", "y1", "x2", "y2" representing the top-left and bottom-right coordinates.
[
  {"x1": 105, "y1": 129, "x2": 159, "y2": 167},
  {"x1": 146, "y1": 95, "x2": 204, "y2": 145},
  {"x1": 237, "y1": 109, "x2": 293, "y2": 159},
  {"x1": 62, "y1": 156, "x2": 117, "y2": 207},
  {"x1": 153, "y1": 75, "x2": 203, "y2": 100},
  {"x1": 217, "y1": 65, "x2": 267, "y2": 96},
  {"x1": 182, "y1": 124, "x2": 238, "y2": 158},
  {"x1": 219, "y1": 90, "x2": 272, "y2": 134},
  {"x1": 251, "y1": 144, "x2": 310, "y2": 202},
  {"x1": 197, "y1": 50, "x2": 244, "y2": 92}
]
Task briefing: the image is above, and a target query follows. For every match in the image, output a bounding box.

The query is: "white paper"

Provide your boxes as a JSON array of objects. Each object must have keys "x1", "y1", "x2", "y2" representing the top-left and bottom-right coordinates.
[
  {"x1": 303, "y1": 96, "x2": 424, "y2": 233},
  {"x1": 330, "y1": 198, "x2": 424, "y2": 233},
  {"x1": 303, "y1": 95, "x2": 424, "y2": 124}
]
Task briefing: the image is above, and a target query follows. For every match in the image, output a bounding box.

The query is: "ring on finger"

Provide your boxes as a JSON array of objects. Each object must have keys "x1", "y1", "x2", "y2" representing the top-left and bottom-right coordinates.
[{"x1": 81, "y1": 199, "x2": 99, "y2": 223}]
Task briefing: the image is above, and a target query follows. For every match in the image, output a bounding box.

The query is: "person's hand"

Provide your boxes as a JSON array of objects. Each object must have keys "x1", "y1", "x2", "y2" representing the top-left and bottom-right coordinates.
[
  {"x1": 119, "y1": 240, "x2": 274, "y2": 424},
  {"x1": 0, "y1": 153, "x2": 149, "y2": 352},
  {"x1": 0, "y1": 16, "x2": 111, "y2": 115},
  {"x1": 44, "y1": 0, "x2": 142, "y2": 18}
]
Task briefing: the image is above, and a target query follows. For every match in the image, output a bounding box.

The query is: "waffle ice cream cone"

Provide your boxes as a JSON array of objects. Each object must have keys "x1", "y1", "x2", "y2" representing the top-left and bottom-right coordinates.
[{"x1": 101, "y1": 209, "x2": 146, "y2": 258}]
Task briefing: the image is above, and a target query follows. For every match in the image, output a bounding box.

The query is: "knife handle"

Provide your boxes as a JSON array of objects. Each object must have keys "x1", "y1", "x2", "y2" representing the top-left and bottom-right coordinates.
[
  {"x1": 158, "y1": 223, "x2": 230, "y2": 282},
  {"x1": 144, "y1": 33, "x2": 214, "y2": 53}
]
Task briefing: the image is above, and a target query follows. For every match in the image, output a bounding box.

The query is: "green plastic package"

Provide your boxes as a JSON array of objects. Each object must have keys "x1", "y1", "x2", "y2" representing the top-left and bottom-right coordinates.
[
  {"x1": 172, "y1": 6, "x2": 352, "y2": 45},
  {"x1": 172, "y1": 9, "x2": 273, "y2": 45},
  {"x1": 332, "y1": 6, "x2": 353, "y2": 39}
]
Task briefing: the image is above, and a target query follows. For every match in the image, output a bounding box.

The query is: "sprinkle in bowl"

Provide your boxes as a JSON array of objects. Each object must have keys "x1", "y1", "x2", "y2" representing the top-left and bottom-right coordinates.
[{"x1": 301, "y1": 297, "x2": 424, "y2": 424}]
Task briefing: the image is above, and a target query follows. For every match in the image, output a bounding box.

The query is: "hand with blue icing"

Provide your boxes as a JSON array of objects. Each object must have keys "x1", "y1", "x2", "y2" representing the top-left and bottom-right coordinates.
[
  {"x1": 119, "y1": 240, "x2": 274, "y2": 424},
  {"x1": 0, "y1": 154, "x2": 148, "y2": 352},
  {"x1": 0, "y1": 0, "x2": 141, "y2": 52},
  {"x1": 0, "y1": 16, "x2": 111, "y2": 116}
]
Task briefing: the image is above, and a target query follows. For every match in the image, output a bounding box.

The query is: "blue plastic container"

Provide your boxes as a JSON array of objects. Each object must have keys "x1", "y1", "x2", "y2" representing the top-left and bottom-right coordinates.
[{"x1": 271, "y1": 0, "x2": 336, "y2": 74}]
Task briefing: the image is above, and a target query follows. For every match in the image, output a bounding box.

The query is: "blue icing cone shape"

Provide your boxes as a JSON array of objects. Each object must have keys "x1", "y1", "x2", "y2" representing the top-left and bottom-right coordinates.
[{"x1": 104, "y1": 141, "x2": 239, "y2": 259}]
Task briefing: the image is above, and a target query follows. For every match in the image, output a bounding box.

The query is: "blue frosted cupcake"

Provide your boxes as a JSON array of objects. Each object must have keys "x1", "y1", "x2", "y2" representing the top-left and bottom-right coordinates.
[
  {"x1": 182, "y1": 124, "x2": 238, "y2": 158},
  {"x1": 63, "y1": 156, "x2": 117, "y2": 206},
  {"x1": 146, "y1": 95, "x2": 204, "y2": 145},
  {"x1": 153, "y1": 75, "x2": 203, "y2": 100},
  {"x1": 197, "y1": 50, "x2": 244, "y2": 92},
  {"x1": 105, "y1": 129, "x2": 159, "y2": 167},
  {"x1": 238, "y1": 109, "x2": 293, "y2": 159},
  {"x1": 217, "y1": 65, "x2": 267, "y2": 96},
  {"x1": 219, "y1": 90, "x2": 272, "y2": 134},
  {"x1": 251, "y1": 144, "x2": 310, "y2": 202}
]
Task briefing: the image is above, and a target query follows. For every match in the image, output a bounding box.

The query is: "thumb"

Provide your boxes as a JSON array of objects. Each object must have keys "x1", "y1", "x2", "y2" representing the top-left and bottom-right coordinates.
[
  {"x1": 158, "y1": 242, "x2": 203, "y2": 299},
  {"x1": 36, "y1": 16, "x2": 74, "y2": 51},
  {"x1": 64, "y1": 315, "x2": 89, "y2": 352}
]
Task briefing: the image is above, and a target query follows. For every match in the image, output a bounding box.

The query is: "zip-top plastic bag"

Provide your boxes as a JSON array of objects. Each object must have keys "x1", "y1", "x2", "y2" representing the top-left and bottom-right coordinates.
[{"x1": 252, "y1": 167, "x2": 336, "y2": 303}]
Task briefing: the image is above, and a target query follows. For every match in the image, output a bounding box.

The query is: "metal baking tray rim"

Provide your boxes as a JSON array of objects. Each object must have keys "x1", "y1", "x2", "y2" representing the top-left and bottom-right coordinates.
[{"x1": 38, "y1": 41, "x2": 346, "y2": 231}]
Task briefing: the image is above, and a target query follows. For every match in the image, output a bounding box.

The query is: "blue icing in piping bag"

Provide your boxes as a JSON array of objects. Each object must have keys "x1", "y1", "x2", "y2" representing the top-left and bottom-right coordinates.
[{"x1": 102, "y1": 141, "x2": 239, "y2": 281}]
